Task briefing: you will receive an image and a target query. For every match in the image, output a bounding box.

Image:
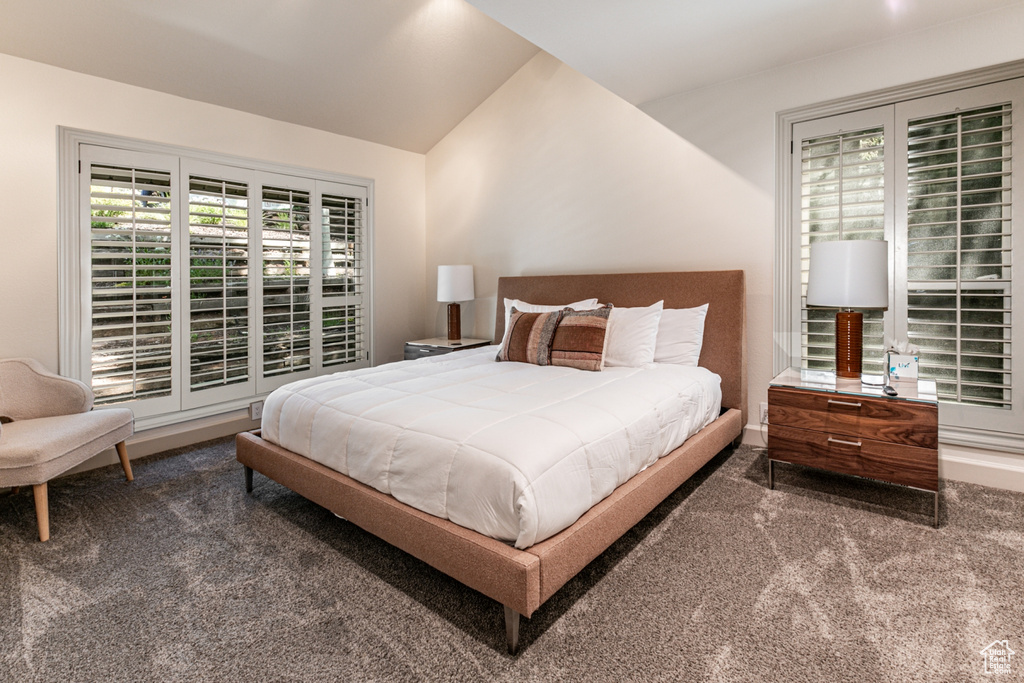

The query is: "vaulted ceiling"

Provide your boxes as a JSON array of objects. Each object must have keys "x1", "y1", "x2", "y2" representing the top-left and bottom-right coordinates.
[
  {"x1": 467, "y1": 0, "x2": 1024, "y2": 107},
  {"x1": 0, "y1": 0, "x2": 539, "y2": 153},
  {"x1": 1, "y1": 0, "x2": 1020, "y2": 152}
]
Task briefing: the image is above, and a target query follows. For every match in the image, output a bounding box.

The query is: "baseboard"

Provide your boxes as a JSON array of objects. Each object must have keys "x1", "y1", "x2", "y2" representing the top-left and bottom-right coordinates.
[
  {"x1": 939, "y1": 445, "x2": 1024, "y2": 493},
  {"x1": 741, "y1": 422, "x2": 1024, "y2": 494},
  {"x1": 63, "y1": 409, "x2": 261, "y2": 477},
  {"x1": 741, "y1": 423, "x2": 769, "y2": 449}
]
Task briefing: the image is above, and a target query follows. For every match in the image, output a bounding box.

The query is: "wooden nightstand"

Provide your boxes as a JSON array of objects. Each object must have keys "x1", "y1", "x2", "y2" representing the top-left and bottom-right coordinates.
[
  {"x1": 767, "y1": 368, "x2": 940, "y2": 527},
  {"x1": 404, "y1": 337, "x2": 491, "y2": 361}
]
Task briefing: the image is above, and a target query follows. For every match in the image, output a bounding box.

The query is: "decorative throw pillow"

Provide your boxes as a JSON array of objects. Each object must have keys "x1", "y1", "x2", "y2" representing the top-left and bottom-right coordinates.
[
  {"x1": 501, "y1": 298, "x2": 599, "y2": 344},
  {"x1": 654, "y1": 304, "x2": 709, "y2": 366},
  {"x1": 496, "y1": 308, "x2": 563, "y2": 365},
  {"x1": 550, "y1": 305, "x2": 613, "y2": 371},
  {"x1": 603, "y1": 300, "x2": 665, "y2": 368}
]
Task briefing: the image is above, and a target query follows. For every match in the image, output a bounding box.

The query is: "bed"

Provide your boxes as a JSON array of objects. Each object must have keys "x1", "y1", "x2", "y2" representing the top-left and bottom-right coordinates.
[{"x1": 236, "y1": 270, "x2": 746, "y2": 653}]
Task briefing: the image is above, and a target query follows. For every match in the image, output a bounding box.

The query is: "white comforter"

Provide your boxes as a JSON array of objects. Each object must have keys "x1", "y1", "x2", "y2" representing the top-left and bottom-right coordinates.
[{"x1": 262, "y1": 347, "x2": 721, "y2": 548}]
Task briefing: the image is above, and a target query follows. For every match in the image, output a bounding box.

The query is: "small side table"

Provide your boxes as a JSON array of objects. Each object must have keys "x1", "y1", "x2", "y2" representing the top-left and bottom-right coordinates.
[
  {"x1": 404, "y1": 337, "x2": 491, "y2": 361},
  {"x1": 767, "y1": 368, "x2": 940, "y2": 527}
]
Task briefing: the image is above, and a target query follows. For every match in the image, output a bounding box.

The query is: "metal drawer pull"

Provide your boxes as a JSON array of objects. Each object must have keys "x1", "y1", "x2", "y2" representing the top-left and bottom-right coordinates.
[
  {"x1": 828, "y1": 437, "x2": 862, "y2": 448},
  {"x1": 827, "y1": 399, "x2": 862, "y2": 408}
]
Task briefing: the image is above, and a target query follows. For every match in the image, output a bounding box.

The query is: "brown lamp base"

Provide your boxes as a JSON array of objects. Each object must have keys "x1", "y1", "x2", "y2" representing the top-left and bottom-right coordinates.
[
  {"x1": 835, "y1": 310, "x2": 862, "y2": 378},
  {"x1": 447, "y1": 302, "x2": 462, "y2": 341}
]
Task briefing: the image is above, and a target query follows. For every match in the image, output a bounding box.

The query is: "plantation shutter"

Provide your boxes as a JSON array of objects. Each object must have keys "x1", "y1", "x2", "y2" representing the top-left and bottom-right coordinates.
[
  {"x1": 182, "y1": 162, "x2": 256, "y2": 408},
  {"x1": 793, "y1": 107, "x2": 894, "y2": 376},
  {"x1": 69, "y1": 136, "x2": 374, "y2": 426},
  {"x1": 81, "y1": 146, "x2": 179, "y2": 418},
  {"x1": 261, "y1": 185, "x2": 313, "y2": 377},
  {"x1": 252, "y1": 174, "x2": 316, "y2": 393},
  {"x1": 903, "y1": 105, "x2": 1012, "y2": 407},
  {"x1": 320, "y1": 181, "x2": 369, "y2": 370},
  {"x1": 895, "y1": 80, "x2": 1022, "y2": 432},
  {"x1": 785, "y1": 79, "x2": 1023, "y2": 440}
]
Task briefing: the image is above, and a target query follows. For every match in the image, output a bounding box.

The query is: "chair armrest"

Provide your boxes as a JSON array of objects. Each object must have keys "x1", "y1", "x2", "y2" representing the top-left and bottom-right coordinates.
[{"x1": 0, "y1": 358, "x2": 93, "y2": 421}]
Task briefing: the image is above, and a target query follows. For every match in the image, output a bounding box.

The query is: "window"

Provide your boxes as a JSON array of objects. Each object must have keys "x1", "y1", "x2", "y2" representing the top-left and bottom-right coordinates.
[
  {"x1": 261, "y1": 184, "x2": 312, "y2": 380},
  {"x1": 780, "y1": 76, "x2": 1022, "y2": 446},
  {"x1": 61, "y1": 131, "x2": 372, "y2": 428},
  {"x1": 796, "y1": 120, "x2": 889, "y2": 376},
  {"x1": 901, "y1": 102, "x2": 1012, "y2": 411},
  {"x1": 184, "y1": 164, "x2": 253, "y2": 409}
]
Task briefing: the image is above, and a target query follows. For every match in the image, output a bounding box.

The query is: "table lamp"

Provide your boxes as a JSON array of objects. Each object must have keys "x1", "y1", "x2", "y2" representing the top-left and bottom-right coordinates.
[
  {"x1": 437, "y1": 265, "x2": 475, "y2": 341},
  {"x1": 806, "y1": 240, "x2": 888, "y2": 378}
]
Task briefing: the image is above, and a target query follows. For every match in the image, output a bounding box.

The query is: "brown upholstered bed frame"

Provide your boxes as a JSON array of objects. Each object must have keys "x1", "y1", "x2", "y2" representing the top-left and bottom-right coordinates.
[{"x1": 236, "y1": 270, "x2": 746, "y2": 653}]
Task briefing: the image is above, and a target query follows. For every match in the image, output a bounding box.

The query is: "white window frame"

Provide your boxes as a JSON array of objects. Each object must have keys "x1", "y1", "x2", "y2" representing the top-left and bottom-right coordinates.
[
  {"x1": 315, "y1": 179, "x2": 371, "y2": 376},
  {"x1": 791, "y1": 106, "x2": 896, "y2": 375},
  {"x1": 776, "y1": 60, "x2": 1024, "y2": 453},
  {"x1": 180, "y1": 159, "x2": 259, "y2": 411},
  {"x1": 894, "y1": 82, "x2": 1019, "y2": 431},
  {"x1": 78, "y1": 145, "x2": 183, "y2": 419},
  {"x1": 254, "y1": 171, "x2": 319, "y2": 395},
  {"x1": 59, "y1": 128, "x2": 375, "y2": 430}
]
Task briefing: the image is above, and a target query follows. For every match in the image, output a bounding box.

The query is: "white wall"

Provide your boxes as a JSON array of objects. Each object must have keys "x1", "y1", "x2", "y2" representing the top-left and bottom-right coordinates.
[
  {"x1": 0, "y1": 53, "x2": 427, "y2": 462},
  {"x1": 0, "y1": 52, "x2": 426, "y2": 369},
  {"x1": 639, "y1": 4, "x2": 1024, "y2": 489},
  {"x1": 641, "y1": 4, "x2": 1024, "y2": 195},
  {"x1": 425, "y1": 52, "x2": 772, "y2": 422}
]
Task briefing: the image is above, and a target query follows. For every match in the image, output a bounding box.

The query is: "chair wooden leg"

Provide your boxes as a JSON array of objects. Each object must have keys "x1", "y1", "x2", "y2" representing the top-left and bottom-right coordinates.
[
  {"x1": 33, "y1": 483, "x2": 50, "y2": 542},
  {"x1": 116, "y1": 441, "x2": 133, "y2": 482}
]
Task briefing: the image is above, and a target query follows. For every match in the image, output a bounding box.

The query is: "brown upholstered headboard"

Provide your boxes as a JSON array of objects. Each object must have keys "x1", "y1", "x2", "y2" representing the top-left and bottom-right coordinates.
[{"x1": 495, "y1": 271, "x2": 746, "y2": 421}]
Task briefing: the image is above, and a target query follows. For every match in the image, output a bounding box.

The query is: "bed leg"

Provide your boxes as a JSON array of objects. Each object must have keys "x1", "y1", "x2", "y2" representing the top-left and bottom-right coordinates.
[
  {"x1": 504, "y1": 605, "x2": 520, "y2": 655},
  {"x1": 244, "y1": 465, "x2": 253, "y2": 493}
]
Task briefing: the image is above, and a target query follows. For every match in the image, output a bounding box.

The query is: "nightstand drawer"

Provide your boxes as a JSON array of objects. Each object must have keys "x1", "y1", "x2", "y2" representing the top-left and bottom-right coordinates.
[
  {"x1": 404, "y1": 344, "x2": 452, "y2": 360},
  {"x1": 767, "y1": 386, "x2": 938, "y2": 449},
  {"x1": 768, "y1": 423, "x2": 938, "y2": 491}
]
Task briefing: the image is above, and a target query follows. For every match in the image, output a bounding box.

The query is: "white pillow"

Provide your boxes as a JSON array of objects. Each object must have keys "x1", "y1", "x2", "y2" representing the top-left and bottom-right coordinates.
[
  {"x1": 502, "y1": 297, "x2": 599, "y2": 331},
  {"x1": 604, "y1": 300, "x2": 664, "y2": 368},
  {"x1": 655, "y1": 304, "x2": 709, "y2": 366},
  {"x1": 500, "y1": 297, "x2": 600, "y2": 347}
]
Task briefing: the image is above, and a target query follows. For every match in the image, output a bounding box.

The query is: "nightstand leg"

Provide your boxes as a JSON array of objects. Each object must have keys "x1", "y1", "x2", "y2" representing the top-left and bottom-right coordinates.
[
  {"x1": 768, "y1": 459, "x2": 774, "y2": 490},
  {"x1": 934, "y1": 491, "x2": 939, "y2": 528}
]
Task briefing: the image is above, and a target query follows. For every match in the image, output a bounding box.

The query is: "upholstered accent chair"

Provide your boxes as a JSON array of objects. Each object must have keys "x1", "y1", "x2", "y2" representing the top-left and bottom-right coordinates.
[{"x1": 0, "y1": 358, "x2": 134, "y2": 541}]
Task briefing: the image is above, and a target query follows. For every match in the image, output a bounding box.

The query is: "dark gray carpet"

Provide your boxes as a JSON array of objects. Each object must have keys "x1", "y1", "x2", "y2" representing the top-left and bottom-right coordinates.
[{"x1": 1, "y1": 439, "x2": 1022, "y2": 682}]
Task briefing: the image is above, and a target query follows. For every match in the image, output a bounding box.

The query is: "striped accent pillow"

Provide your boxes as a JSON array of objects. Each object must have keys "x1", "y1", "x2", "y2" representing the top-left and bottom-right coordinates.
[
  {"x1": 550, "y1": 305, "x2": 612, "y2": 371},
  {"x1": 496, "y1": 308, "x2": 563, "y2": 365}
]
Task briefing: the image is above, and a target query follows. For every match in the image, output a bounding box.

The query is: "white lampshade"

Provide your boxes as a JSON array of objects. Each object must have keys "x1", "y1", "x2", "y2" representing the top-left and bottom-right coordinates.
[
  {"x1": 807, "y1": 240, "x2": 888, "y2": 309},
  {"x1": 437, "y1": 265, "x2": 475, "y2": 303}
]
